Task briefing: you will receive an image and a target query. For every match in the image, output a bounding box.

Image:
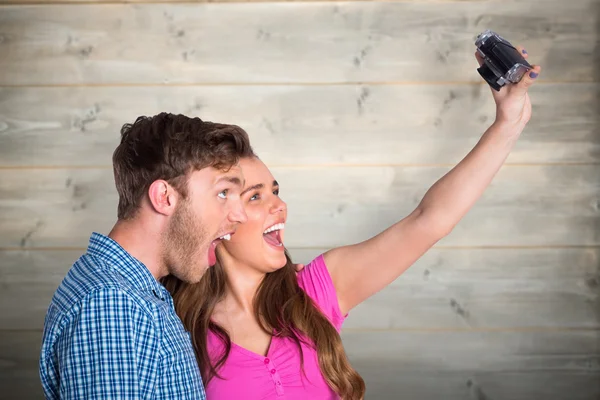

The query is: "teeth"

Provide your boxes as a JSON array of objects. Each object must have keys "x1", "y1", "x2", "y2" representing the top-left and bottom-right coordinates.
[
  {"x1": 220, "y1": 233, "x2": 231, "y2": 241},
  {"x1": 263, "y1": 223, "x2": 285, "y2": 235}
]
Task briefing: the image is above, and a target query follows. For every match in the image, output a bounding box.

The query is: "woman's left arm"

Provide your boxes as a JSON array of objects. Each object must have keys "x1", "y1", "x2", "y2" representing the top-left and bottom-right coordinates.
[{"x1": 326, "y1": 49, "x2": 542, "y2": 315}]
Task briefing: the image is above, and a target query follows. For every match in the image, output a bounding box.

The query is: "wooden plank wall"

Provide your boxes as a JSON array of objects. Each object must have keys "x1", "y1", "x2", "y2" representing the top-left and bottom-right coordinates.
[{"x1": 1, "y1": 0, "x2": 599, "y2": 398}]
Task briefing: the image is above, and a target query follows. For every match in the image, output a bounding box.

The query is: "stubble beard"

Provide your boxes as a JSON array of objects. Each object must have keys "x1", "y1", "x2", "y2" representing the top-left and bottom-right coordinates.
[{"x1": 162, "y1": 199, "x2": 209, "y2": 283}]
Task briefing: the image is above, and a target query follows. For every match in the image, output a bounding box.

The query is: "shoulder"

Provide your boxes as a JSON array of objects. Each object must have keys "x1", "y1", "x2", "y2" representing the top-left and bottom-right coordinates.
[
  {"x1": 296, "y1": 254, "x2": 345, "y2": 330},
  {"x1": 50, "y1": 256, "x2": 159, "y2": 336}
]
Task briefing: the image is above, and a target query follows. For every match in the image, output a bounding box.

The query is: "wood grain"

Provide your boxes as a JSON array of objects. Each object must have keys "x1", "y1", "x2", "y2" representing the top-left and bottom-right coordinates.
[
  {"x1": 0, "y1": 83, "x2": 598, "y2": 167},
  {"x1": 2, "y1": 330, "x2": 597, "y2": 399},
  {"x1": 352, "y1": 368, "x2": 600, "y2": 400},
  {"x1": 2, "y1": 247, "x2": 598, "y2": 330},
  {"x1": 0, "y1": 0, "x2": 490, "y2": 4},
  {"x1": 0, "y1": 1, "x2": 596, "y2": 85},
  {"x1": 342, "y1": 329, "x2": 600, "y2": 372},
  {"x1": 1, "y1": 165, "x2": 599, "y2": 249},
  {"x1": 0, "y1": 331, "x2": 43, "y2": 400}
]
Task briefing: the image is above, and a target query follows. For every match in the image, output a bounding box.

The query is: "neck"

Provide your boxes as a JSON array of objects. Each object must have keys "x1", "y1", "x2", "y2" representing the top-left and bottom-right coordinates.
[
  {"x1": 219, "y1": 255, "x2": 266, "y2": 315},
  {"x1": 108, "y1": 215, "x2": 166, "y2": 280}
]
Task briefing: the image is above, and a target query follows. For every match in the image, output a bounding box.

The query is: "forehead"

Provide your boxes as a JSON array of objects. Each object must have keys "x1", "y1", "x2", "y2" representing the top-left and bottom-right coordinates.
[
  {"x1": 187, "y1": 164, "x2": 244, "y2": 189},
  {"x1": 239, "y1": 158, "x2": 274, "y2": 187}
]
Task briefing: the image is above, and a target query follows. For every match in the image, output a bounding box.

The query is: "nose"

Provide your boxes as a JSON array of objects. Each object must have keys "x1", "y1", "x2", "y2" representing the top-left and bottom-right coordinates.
[
  {"x1": 229, "y1": 198, "x2": 248, "y2": 224},
  {"x1": 270, "y1": 196, "x2": 287, "y2": 215}
]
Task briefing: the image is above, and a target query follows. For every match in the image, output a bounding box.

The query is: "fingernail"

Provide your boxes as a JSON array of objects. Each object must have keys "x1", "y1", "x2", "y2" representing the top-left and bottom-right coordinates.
[
  {"x1": 529, "y1": 71, "x2": 538, "y2": 78},
  {"x1": 522, "y1": 49, "x2": 527, "y2": 54}
]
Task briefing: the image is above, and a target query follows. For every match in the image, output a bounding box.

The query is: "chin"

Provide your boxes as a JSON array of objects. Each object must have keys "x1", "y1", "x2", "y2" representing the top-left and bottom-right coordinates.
[{"x1": 265, "y1": 255, "x2": 287, "y2": 272}]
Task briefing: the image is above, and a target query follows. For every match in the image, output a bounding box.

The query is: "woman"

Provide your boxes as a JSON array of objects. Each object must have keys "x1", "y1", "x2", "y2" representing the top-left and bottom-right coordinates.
[{"x1": 163, "y1": 49, "x2": 541, "y2": 399}]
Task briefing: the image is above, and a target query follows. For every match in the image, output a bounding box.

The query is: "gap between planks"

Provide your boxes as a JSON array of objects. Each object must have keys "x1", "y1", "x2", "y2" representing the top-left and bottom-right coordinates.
[
  {"x1": 1, "y1": 326, "x2": 598, "y2": 333},
  {"x1": 3, "y1": 245, "x2": 600, "y2": 252},
  {"x1": 0, "y1": 80, "x2": 593, "y2": 88},
  {"x1": 0, "y1": 0, "x2": 553, "y2": 6},
  {"x1": 2, "y1": 163, "x2": 600, "y2": 170}
]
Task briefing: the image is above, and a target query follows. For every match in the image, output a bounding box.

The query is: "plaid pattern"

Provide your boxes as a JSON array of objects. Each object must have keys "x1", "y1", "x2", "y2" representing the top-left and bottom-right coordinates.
[{"x1": 39, "y1": 232, "x2": 206, "y2": 399}]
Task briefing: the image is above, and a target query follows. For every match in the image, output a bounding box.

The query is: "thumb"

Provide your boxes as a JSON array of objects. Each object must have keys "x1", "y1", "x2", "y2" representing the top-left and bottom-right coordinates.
[
  {"x1": 294, "y1": 263, "x2": 305, "y2": 273},
  {"x1": 513, "y1": 65, "x2": 541, "y2": 95}
]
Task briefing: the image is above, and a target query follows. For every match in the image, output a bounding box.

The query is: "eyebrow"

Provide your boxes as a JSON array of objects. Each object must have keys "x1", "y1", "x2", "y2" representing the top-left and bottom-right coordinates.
[
  {"x1": 241, "y1": 180, "x2": 278, "y2": 196},
  {"x1": 216, "y1": 175, "x2": 243, "y2": 187},
  {"x1": 241, "y1": 183, "x2": 263, "y2": 196}
]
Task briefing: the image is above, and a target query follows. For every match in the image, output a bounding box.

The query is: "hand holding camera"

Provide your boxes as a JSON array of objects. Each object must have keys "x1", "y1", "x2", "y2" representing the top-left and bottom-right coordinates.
[{"x1": 474, "y1": 30, "x2": 542, "y2": 130}]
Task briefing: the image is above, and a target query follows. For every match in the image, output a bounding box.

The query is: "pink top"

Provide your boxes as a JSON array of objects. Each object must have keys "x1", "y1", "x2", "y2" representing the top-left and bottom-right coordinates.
[{"x1": 205, "y1": 254, "x2": 345, "y2": 399}]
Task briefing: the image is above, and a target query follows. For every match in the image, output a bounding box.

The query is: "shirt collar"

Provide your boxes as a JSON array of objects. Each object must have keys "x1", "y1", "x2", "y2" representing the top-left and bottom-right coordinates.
[{"x1": 86, "y1": 232, "x2": 168, "y2": 299}]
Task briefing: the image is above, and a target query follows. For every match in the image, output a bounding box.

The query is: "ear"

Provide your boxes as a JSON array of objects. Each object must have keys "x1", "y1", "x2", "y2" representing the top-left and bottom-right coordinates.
[{"x1": 148, "y1": 180, "x2": 179, "y2": 216}]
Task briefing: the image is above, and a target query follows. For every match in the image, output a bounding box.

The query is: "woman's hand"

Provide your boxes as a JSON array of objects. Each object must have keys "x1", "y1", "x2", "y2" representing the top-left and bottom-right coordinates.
[{"x1": 477, "y1": 46, "x2": 542, "y2": 130}]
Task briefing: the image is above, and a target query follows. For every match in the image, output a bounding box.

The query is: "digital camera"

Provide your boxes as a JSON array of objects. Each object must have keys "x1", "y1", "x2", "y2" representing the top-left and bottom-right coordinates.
[{"x1": 475, "y1": 30, "x2": 532, "y2": 91}]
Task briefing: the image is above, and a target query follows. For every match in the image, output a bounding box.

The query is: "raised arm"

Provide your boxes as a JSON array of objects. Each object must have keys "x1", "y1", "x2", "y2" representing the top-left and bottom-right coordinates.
[{"x1": 325, "y1": 49, "x2": 542, "y2": 315}]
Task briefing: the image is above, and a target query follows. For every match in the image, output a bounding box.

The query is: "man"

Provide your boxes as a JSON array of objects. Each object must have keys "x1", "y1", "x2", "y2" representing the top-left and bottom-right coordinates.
[{"x1": 39, "y1": 113, "x2": 255, "y2": 399}]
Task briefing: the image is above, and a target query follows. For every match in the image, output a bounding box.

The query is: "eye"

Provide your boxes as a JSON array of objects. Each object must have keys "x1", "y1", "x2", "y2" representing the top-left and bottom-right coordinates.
[
  {"x1": 250, "y1": 192, "x2": 260, "y2": 201},
  {"x1": 273, "y1": 188, "x2": 280, "y2": 196},
  {"x1": 218, "y1": 189, "x2": 228, "y2": 199}
]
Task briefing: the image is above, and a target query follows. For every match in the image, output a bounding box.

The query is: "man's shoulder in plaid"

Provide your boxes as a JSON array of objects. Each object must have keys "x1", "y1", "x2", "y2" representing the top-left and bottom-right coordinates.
[{"x1": 39, "y1": 232, "x2": 206, "y2": 400}]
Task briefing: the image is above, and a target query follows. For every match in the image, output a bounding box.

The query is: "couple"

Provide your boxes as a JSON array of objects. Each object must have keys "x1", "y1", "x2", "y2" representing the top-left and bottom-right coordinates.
[{"x1": 39, "y1": 51, "x2": 541, "y2": 399}]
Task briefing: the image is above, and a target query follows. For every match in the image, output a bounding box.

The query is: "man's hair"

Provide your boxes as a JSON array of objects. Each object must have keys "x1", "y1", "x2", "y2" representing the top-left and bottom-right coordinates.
[{"x1": 112, "y1": 112, "x2": 255, "y2": 220}]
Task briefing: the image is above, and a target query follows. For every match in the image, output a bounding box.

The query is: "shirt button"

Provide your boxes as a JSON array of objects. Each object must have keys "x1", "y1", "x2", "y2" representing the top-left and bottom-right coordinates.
[
  {"x1": 264, "y1": 358, "x2": 270, "y2": 364},
  {"x1": 277, "y1": 382, "x2": 281, "y2": 386},
  {"x1": 271, "y1": 369, "x2": 276, "y2": 374}
]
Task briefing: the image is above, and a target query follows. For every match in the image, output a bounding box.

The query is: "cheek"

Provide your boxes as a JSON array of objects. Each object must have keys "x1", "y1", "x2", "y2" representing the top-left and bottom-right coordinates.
[
  {"x1": 227, "y1": 208, "x2": 265, "y2": 244},
  {"x1": 193, "y1": 197, "x2": 223, "y2": 225}
]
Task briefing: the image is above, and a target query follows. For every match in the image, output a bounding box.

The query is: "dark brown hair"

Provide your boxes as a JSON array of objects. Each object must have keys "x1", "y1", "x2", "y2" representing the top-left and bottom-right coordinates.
[
  {"x1": 112, "y1": 112, "x2": 254, "y2": 220},
  {"x1": 162, "y1": 250, "x2": 366, "y2": 399}
]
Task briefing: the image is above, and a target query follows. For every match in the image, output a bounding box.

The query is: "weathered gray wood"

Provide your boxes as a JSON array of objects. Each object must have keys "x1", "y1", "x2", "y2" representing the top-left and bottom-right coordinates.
[
  {"x1": 2, "y1": 330, "x2": 597, "y2": 400},
  {"x1": 0, "y1": 0, "x2": 489, "y2": 4},
  {"x1": 0, "y1": 250, "x2": 81, "y2": 331},
  {"x1": 298, "y1": 247, "x2": 600, "y2": 330},
  {"x1": 0, "y1": 331, "x2": 43, "y2": 400},
  {"x1": 0, "y1": 1, "x2": 596, "y2": 85},
  {"x1": 1, "y1": 165, "x2": 599, "y2": 249},
  {"x1": 0, "y1": 83, "x2": 598, "y2": 166},
  {"x1": 353, "y1": 367, "x2": 600, "y2": 400},
  {"x1": 3, "y1": 247, "x2": 598, "y2": 330},
  {"x1": 341, "y1": 330, "x2": 600, "y2": 381}
]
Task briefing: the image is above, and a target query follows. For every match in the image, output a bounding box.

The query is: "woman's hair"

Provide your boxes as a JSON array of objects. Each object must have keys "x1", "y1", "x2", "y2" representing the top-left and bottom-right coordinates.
[{"x1": 162, "y1": 249, "x2": 365, "y2": 400}]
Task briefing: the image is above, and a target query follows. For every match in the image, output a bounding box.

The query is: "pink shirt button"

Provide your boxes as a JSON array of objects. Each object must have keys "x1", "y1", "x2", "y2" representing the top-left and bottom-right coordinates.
[
  {"x1": 271, "y1": 369, "x2": 276, "y2": 374},
  {"x1": 264, "y1": 358, "x2": 270, "y2": 364}
]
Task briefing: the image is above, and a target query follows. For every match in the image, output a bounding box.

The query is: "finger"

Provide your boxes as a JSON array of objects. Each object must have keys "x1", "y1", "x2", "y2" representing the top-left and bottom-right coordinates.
[
  {"x1": 474, "y1": 51, "x2": 484, "y2": 67},
  {"x1": 514, "y1": 65, "x2": 541, "y2": 94},
  {"x1": 294, "y1": 263, "x2": 305, "y2": 272},
  {"x1": 515, "y1": 45, "x2": 528, "y2": 59}
]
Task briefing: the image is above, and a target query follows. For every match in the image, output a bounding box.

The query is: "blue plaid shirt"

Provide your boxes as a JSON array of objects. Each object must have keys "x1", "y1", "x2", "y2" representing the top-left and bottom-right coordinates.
[{"x1": 39, "y1": 232, "x2": 206, "y2": 399}]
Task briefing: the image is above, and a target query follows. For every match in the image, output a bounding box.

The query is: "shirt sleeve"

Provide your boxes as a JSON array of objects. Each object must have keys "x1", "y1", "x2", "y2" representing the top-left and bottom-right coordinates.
[
  {"x1": 56, "y1": 288, "x2": 160, "y2": 399},
  {"x1": 296, "y1": 254, "x2": 346, "y2": 332}
]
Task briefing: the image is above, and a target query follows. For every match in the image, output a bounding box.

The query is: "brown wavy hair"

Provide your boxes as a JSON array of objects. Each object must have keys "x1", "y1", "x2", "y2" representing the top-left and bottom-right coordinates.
[
  {"x1": 162, "y1": 249, "x2": 365, "y2": 400},
  {"x1": 112, "y1": 112, "x2": 254, "y2": 220}
]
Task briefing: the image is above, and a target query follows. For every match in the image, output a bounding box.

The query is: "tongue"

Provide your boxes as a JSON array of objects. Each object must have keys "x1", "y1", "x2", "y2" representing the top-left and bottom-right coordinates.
[
  {"x1": 263, "y1": 230, "x2": 281, "y2": 247},
  {"x1": 208, "y1": 240, "x2": 219, "y2": 266}
]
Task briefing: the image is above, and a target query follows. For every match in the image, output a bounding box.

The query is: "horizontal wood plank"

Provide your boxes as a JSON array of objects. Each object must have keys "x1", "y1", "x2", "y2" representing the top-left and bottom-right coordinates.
[
  {"x1": 308, "y1": 247, "x2": 600, "y2": 330},
  {"x1": 1, "y1": 165, "x2": 599, "y2": 249},
  {"x1": 342, "y1": 330, "x2": 600, "y2": 372},
  {"x1": 0, "y1": 331, "x2": 43, "y2": 400},
  {"x1": 0, "y1": 1, "x2": 596, "y2": 85},
  {"x1": 353, "y1": 368, "x2": 600, "y2": 400},
  {"x1": 2, "y1": 330, "x2": 597, "y2": 399},
  {"x1": 2, "y1": 247, "x2": 598, "y2": 330},
  {"x1": 0, "y1": 83, "x2": 598, "y2": 166},
  {"x1": 0, "y1": 0, "x2": 489, "y2": 4}
]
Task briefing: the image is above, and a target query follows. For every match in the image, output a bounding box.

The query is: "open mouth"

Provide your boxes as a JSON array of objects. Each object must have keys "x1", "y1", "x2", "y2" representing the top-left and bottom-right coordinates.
[
  {"x1": 263, "y1": 223, "x2": 284, "y2": 249},
  {"x1": 208, "y1": 232, "x2": 234, "y2": 266}
]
